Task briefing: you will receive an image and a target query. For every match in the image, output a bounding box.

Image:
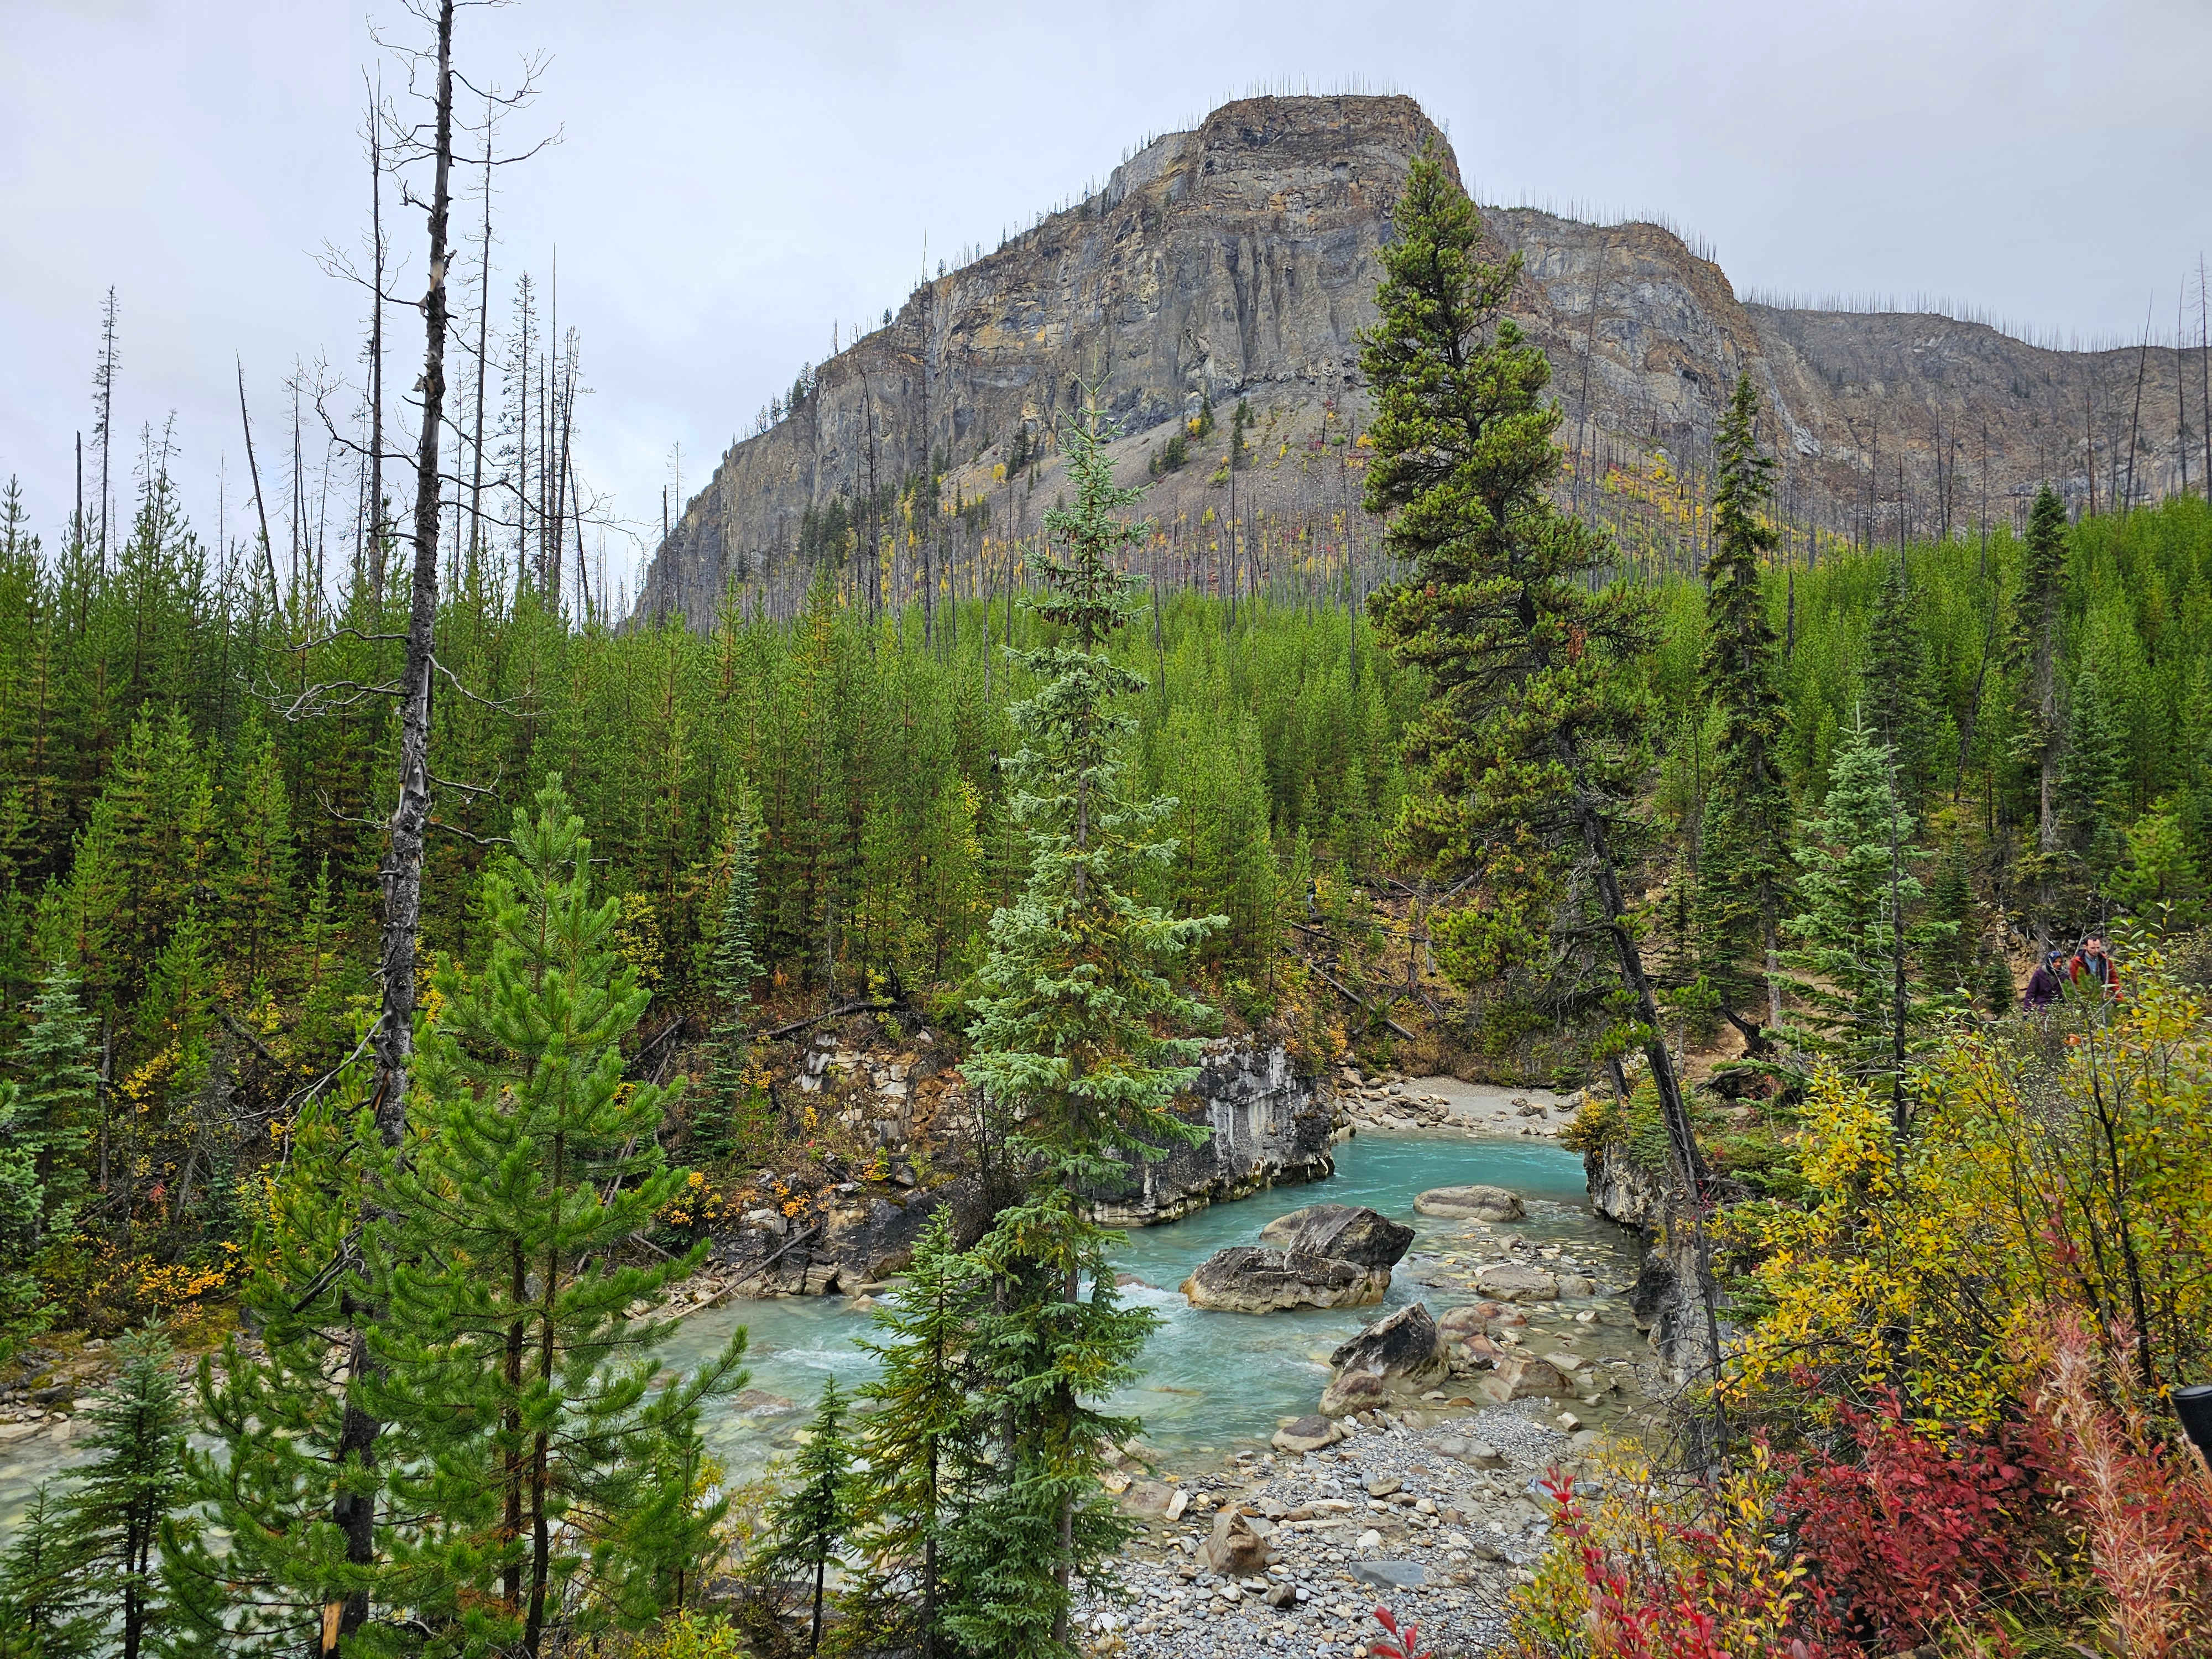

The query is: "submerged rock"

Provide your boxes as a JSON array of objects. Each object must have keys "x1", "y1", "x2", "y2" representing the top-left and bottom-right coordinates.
[
  {"x1": 1320, "y1": 1302, "x2": 1446, "y2": 1413},
  {"x1": 1413, "y1": 1183, "x2": 1526, "y2": 1220},
  {"x1": 1352, "y1": 1559, "x2": 1426, "y2": 1589},
  {"x1": 1474, "y1": 1261, "x2": 1560, "y2": 1301},
  {"x1": 1478, "y1": 1354, "x2": 1571, "y2": 1402},
  {"x1": 1182, "y1": 1245, "x2": 1390, "y2": 1312},
  {"x1": 1257, "y1": 1202, "x2": 1415, "y2": 1267}
]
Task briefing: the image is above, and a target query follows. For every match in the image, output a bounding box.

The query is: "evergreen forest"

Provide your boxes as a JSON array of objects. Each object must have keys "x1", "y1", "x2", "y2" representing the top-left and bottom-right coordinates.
[{"x1": 0, "y1": 7, "x2": 2209, "y2": 1655}]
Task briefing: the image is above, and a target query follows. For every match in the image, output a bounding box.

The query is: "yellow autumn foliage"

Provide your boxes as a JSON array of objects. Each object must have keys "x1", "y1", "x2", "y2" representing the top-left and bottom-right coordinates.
[{"x1": 1726, "y1": 955, "x2": 2212, "y2": 1428}]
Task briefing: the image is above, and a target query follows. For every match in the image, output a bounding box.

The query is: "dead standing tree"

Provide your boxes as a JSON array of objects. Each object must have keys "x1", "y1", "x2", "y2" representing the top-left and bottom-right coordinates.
[{"x1": 276, "y1": 4, "x2": 554, "y2": 1636}]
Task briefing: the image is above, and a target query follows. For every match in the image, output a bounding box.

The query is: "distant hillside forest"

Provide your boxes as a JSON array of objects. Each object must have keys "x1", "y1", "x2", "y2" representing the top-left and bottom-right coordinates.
[{"x1": 0, "y1": 440, "x2": 2208, "y2": 1328}]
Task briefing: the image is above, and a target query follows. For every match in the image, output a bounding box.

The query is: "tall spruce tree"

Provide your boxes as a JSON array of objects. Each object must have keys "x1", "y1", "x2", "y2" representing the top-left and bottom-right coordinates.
[
  {"x1": 957, "y1": 397, "x2": 1222, "y2": 1652},
  {"x1": 2010, "y1": 484, "x2": 2070, "y2": 860},
  {"x1": 0, "y1": 1482, "x2": 96, "y2": 1658},
  {"x1": 2059, "y1": 671, "x2": 2128, "y2": 893},
  {"x1": 697, "y1": 784, "x2": 764, "y2": 1161},
  {"x1": 12, "y1": 964, "x2": 98, "y2": 1245},
  {"x1": 1780, "y1": 711, "x2": 1957, "y2": 1124},
  {"x1": 1861, "y1": 552, "x2": 1942, "y2": 807},
  {"x1": 0, "y1": 1081, "x2": 44, "y2": 1325},
  {"x1": 366, "y1": 776, "x2": 745, "y2": 1655},
  {"x1": 1694, "y1": 374, "x2": 1794, "y2": 1047},
  {"x1": 1359, "y1": 145, "x2": 1724, "y2": 1385}
]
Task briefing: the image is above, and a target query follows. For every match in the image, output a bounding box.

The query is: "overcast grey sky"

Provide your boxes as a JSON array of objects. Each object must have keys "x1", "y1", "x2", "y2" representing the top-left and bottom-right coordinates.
[{"x1": 5, "y1": 0, "x2": 2208, "y2": 601}]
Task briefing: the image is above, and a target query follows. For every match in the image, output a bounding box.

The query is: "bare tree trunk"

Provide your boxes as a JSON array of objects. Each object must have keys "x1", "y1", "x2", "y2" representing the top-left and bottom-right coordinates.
[
  {"x1": 2122, "y1": 305, "x2": 2151, "y2": 513},
  {"x1": 551, "y1": 326, "x2": 575, "y2": 615},
  {"x1": 367, "y1": 82, "x2": 388, "y2": 598},
  {"x1": 2180, "y1": 286, "x2": 2192, "y2": 501},
  {"x1": 95, "y1": 289, "x2": 117, "y2": 572},
  {"x1": 2200, "y1": 255, "x2": 2210, "y2": 499},
  {"x1": 235, "y1": 357, "x2": 281, "y2": 599},
  {"x1": 862, "y1": 373, "x2": 881, "y2": 623},
  {"x1": 336, "y1": 6, "x2": 455, "y2": 1632},
  {"x1": 1573, "y1": 775, "x2": 1724, "y2": 1441},
  {"x1": 518, "y1": 286, "x2": 530, "y2": 590},
  {"x1": 468, "y1": 90, "x2": 493, "y2": 575},
  {"x1": 2085, "y1": 382, "x2": 2098, "y2": 517},
  {"x1": 544, "y1": 258, "x2": 556, "y2": 595},
  {"x1": 571, "y1": 446, "x2": 591, "y2": 625}
]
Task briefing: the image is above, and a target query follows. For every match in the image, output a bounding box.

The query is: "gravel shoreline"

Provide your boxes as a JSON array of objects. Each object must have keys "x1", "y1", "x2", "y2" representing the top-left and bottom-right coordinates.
[{"x1": 1077, "y1": 1404, "x2": 1590, "y2": 1658}]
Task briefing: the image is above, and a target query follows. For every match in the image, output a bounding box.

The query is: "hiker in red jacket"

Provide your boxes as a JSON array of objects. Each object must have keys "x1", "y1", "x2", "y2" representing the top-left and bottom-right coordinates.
[{"x1": 2068, "y1": 936, "x2": 2119, "y2": 998}]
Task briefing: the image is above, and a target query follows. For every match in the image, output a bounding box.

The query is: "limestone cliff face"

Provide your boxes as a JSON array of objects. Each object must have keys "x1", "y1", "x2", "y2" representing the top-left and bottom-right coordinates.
[
  {"x1": 637, "y1": 93, "x2": 2195, "y2": 630},
  {"x1": 1586, "y1": 1140, "x2": 1731, "y2": 1385},
  {"x1": 1084, "y1": 1041, "x2": 1338, "y2": 1229}
]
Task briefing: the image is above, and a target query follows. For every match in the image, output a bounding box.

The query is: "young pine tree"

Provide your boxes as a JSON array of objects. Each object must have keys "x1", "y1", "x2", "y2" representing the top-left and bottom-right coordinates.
[
  {"x1": 1694, "y1": 374, "x2": 1794, "y2": 1048},
  {"x1": 958, "y1": 397, "x2": 1222, "y2": 1653},
  {"x1": 1359, "y1": 145, "x2": 1720, "y2": 1365},
  {"x1": 54, "y1": 1329, "x2": 186, "y2": 1659},
  {"x1": 158, "y1": 1021, "x2": 433, "y2": 1655},
  {"x1": 213, "y1": 724, "x2": 295, "y2": 988},
  {"x1": 12, "y1": 963, "x2": 98, "y2": 1245},
  {"x1": 697, "y1": 784, "x2": 764, "y2": 1162},
  {"x1": 1861, "y1": 552, "x2": 1943, "y2": 808},
  {"x1": 851, "y1": 1209, "x2": 985, "y2": 1659},
  {"x1": 0, "y1": 1081, "x2": 45, "y2": 1326},
  {"x1": 761, "y1": 1378, "x2": 857, "y2": 1655},
  {"x1": 2059, "y1": 671, "x2": 2128, "y2": 891},
  {"x1": 366, "y1": 776, "x2": 746, "y2": 1656},
  {"x1": 0, "y1": 1481, "x2": 96, "y2": 1658}
]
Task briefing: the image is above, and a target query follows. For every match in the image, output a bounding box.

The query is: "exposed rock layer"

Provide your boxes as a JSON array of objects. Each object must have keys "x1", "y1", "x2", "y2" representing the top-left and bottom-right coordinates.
[
  {"x1": 1413, "y1": 1185, "x2": 1525, "y2": 1222},
  {"x1": 1084, "y1": 1042, "x2": 1337, "y2": 1227}
]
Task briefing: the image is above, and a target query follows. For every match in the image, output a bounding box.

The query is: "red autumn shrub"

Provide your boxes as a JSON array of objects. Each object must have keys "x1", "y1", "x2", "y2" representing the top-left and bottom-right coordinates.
[
  {"x1": 1534, "y1": 1469, "x2": 1838, "y2": 1659},
  {"x1": 1370, "y1": 1603, "x2": 1436, "y2": 1659},
  {"x1": 1782, "y1": 1390, "x2": 2042, "y2": 1647}
]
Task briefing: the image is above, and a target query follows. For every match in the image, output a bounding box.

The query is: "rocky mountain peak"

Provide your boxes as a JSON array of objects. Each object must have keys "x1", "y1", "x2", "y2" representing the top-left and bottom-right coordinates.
[{"x1": 634, "y1": 94, "x2": 2192, "y2": 629}]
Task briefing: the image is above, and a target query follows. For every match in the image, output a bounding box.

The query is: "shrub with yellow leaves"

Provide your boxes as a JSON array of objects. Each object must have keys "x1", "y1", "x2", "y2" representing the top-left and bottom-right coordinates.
[{"x1": 1724, "y1": 954, "x2": 2212, "y2": 1428}]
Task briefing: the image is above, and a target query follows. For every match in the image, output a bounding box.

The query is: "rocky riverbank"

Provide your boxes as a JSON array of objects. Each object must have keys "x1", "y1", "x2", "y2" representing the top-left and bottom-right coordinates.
[
  {"x1": 1077, "y1": 1403, "x2": 1587, "y2": 1657},
  {"x1": 1333, "y1": 1067, "x2": 1571, "y2": 1140}
]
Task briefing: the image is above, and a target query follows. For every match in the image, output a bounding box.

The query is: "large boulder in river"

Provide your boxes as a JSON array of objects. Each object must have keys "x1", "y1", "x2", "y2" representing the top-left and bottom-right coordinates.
[
  {"x1": 1258, "y1": 1203, "x2": 1415, "y2": 1267},
  {"x1": 1414, "y1": 1184, "x2": 1525, "y2": 1221},
  {"x1": 1182, "y1": 1246, "x2": 1390, "y2": 1313},
  {"x1": 1319, "y1": 1302, "x2": 1446, "y2": 1413}
]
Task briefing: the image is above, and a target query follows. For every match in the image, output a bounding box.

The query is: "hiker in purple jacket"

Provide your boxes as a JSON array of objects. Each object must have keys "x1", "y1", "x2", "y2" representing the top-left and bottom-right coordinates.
[{"x1": 2024, "y1": 950, "x2": 2067, "y2": 1011}]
